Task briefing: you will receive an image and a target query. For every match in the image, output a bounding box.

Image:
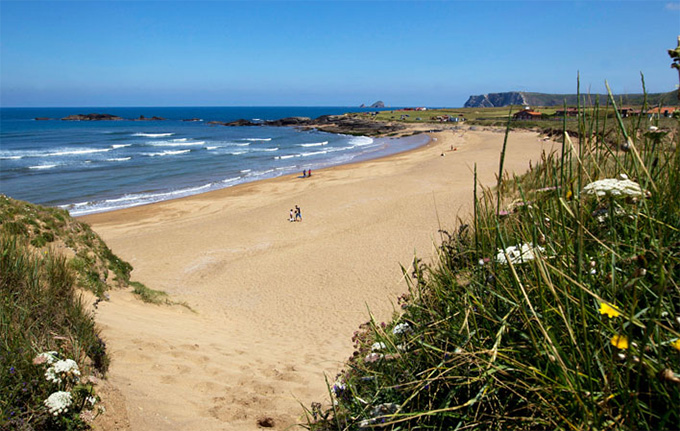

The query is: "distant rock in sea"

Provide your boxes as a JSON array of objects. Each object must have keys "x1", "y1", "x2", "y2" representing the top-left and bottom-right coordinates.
[
  {"x1": 370, "y1": 101, "x2": 385, "y2": 108},
  {"x1": 134, "y1": 115, "x2": 166, "y2": 121},
  {"x1": 61, "y1": 113, "x2": 124, "y2": 121}
]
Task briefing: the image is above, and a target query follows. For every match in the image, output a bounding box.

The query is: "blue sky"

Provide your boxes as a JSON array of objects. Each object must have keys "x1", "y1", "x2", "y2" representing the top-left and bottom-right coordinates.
[{"x1": 1, "y1": 0, "x2": 679, "y2": 107}]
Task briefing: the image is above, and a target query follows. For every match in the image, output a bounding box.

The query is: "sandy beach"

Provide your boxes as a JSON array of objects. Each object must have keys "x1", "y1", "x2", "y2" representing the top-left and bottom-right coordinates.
[{"x1": 81, "y1": 126, "x2": 557, "y2": 430}]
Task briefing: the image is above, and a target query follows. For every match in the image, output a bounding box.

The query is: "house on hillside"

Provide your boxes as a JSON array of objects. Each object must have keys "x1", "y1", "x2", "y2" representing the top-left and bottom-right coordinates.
[
  {"x1": 617, "y1": 107, "x2": 635, "y2": 118},
  {"x1": 513, "y1": 110, "x2": 542, "y2": 120},
  {"x1": 555, "y1": 107, "x2": 579, "y2": 117},
  {"x1": 647, "y1": 107, "x2": 679, "y2": 117}
]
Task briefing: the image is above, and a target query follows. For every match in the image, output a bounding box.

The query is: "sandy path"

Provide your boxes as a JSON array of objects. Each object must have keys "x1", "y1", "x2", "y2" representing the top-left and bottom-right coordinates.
[{"x1": 82, "y1": 127, "x2": 556, "y2": 430}]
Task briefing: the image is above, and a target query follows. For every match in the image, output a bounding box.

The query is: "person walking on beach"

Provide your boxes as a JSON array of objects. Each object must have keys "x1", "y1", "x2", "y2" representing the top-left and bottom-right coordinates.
[
  {"x1": 289, "y1": 209, "x2": 294, "y2": 222},
  {"x1": 295, "y1": 205, "x2": 302, "y2": 222},
  {"x1": 303, "y1": 169, "x2": 307, "y2": 178}
]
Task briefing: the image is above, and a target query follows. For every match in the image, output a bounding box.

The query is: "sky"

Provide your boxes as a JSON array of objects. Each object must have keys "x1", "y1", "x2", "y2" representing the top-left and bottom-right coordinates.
[{"x1": 1, "y1": 0, "x2": 679, "y2": 107}]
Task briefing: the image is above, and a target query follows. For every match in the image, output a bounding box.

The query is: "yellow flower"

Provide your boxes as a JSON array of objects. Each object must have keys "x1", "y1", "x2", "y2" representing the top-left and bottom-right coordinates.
[
  {"x1": 599, "y1": 302, "x2": 621, "y2": 318},
  {"x1": 611, "y1": 335, "x2": 629, "y2": 350},
  {"x1": 671, "y1": 339, "x2": 680, "y2": 352}
]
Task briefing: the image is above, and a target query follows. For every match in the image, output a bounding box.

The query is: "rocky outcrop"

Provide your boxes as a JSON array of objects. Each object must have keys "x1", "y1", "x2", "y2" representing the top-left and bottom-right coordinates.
[
  {"x1": 464, "y1": 92, "x2": 529, "y2": 108},
  {"x1": 61, "y1": 113, "x2": 124, "y2": 121},
  {"x1": 264, "y1": 117, "x2": 312, "y2": 127},
  {"x1": 60, "y1": 113, "x2": 165, "y2": 121},
  {"x1": 296, "y1": 115, "x2": 405, "y2": 136},
  {"x1": 370, "y1": 101, "x2": 385, "y2": 108},
  {"x1": 134, "y1": 115, "x2": 166, "y2": 121},
  {"x1": 217, "y1": 119, "x2": 259, "y2": 126}
]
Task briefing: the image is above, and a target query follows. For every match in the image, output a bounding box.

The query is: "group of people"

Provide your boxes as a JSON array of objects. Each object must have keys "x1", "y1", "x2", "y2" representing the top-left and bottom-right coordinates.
[
  {"x1": 302, "y1": 169, "x2": 312, "y2": 178},
  {"x1": 289, "y1": 205, "x2": 302, "y2": 222}
]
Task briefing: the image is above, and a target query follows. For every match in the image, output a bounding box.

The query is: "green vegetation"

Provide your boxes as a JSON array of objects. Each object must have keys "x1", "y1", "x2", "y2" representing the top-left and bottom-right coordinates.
[
  {"x1": 0, "y1": 196, "x2": 184, "y2": 428},
  {"x1": 0, "y1": 196, "x2": 132, "y2": 296},
  {"x1": 1, "y1": 234, "x2": 107, "y2": 429},
  {"x1": 129, "y1": 281, "x2": 192, "y2": 311},
  {"x1": 309, "y1": 86, "x2": 679, "y2": 429}
]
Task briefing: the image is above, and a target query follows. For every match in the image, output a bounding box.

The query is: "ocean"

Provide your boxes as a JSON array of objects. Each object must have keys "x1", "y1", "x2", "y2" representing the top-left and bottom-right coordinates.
[{"x1": 0, "y1": 107, "x2": 428, "y2": 216}]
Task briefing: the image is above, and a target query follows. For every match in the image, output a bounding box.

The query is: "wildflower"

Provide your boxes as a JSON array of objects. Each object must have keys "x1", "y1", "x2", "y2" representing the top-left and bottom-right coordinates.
[
  {"x1": 45, "y1": 359, "x2": 80, "y2": 384},
  {"x1": 671, "y1": 339, "x2": 680, "y2": 352},
  {"x1": 661, "y1": 368, "x2": 680, "y2": 384},
  {"x1": 611, "y1": 335, "x2": 629, "y2": 350},
  {"x1": 9, "y1": 366, "x2": 16, "y2": 375},
  {"x1": 364, "y1": 353, "x2": 383, "y2": 363},
  {"x1": 371, "y1": 342, "x2": 387, "y2": 352},
  {"x1": 582, "y1": 178, "x2": 645, "y2": 198},
  {"x1": 44, "y1": 391, "x2": 72, "y2": 416},
  {"x1": 392, "y1": 322, "x2": 412, "y2": 335},
  {"x1": 495, "y1": 243, "x2": 545, "y2": 265},
  {"x1": 599, "y1": 302, "x2": 622, "y2": 318},
  {"x1": 33, "y1": 351, "x2": 58, "y2": 365},
  {"x1": 332, "y1": 380, "x2": 346, "y2": 397},
  {"x1": 80, "y1": 409, "x2": 96, "y2": 423}
]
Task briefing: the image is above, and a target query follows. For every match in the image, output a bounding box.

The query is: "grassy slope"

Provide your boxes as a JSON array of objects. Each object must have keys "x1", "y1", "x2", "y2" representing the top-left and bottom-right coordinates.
[
  {"x1": 310, "y1": 106, "x2": 680, "y2": 429},
  {"x1": 0, "y1": 196, "x2": 177, "y2": 429}
]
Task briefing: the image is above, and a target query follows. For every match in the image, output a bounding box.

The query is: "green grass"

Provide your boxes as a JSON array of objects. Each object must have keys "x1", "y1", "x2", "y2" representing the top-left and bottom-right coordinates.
[
  {"x1": 0, "y1": 196, "x2": 190, "y2": 428},
  {"x1": 309, "y1": 85, "x2": 680, "y2": 430},
  {"x1": 1, "y1": 234, "x2": 107, "y2": 429}
]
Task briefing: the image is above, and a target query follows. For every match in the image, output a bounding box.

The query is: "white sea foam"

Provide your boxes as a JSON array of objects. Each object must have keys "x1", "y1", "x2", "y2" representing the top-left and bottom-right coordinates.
[
  {"x1": 149, "y1": 140, "x2": 205, "y2": 147},
  {"x1": 242, "y1": 138, "x2": 271, "y2": 141},
  {"x1": 111, "y1": 144, "x2": 131, "y2": 149},
  {"x1": 302, "y1": 150, "x2": 327, "y2": 157},
  {"x1": 1, "y1": 155, "x2": 23, "y2": 160},
  {"x1": 349, "y1": 136, "x2": 374, "y2": 146},
  {"x1": 30, "y1": 164, "x2": 58, "y2": 170},
  {"x1": 106, "y1": 157, "x2": 132, "y2": 162},
  {"x1": 47, "y1": 148, "x2": 112, "y2": 157},
  {"x1": 133, "y1": 132, "x2": 175, "y2": 137},
  {"x1": 145, "y1": 149, "x2": 191, "y2": 157},
  {"x1": 206, "y1": 146, "x2": 218, "y2": 150},
  {"x1": 254, "y1": 147, "x2": 279, "y2": 152},
  {"x1": 275, "y1": 154, "x2": 298, "y2": 160},
  {"x1": 240, "y1": 169, "x2": 252, "y2": 173},
  {"x1": 229, "y1": 151, "x2": 247, "y2": 155},
  {"x1": 234, "y1": 143, "x2": 250, "y2": 147},
  {"x1": 299, "y1": 141, "x2": 328, "y2": 147},
  {"x1": 222, "y1": 177, "x2": 240, "y2": 184}
]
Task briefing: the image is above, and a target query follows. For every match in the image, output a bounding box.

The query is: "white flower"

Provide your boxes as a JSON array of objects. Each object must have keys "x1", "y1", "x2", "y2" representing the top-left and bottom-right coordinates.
[
  {"x1": 44, "y1": 391, "x2": 72, "y2": 416},
  {"x1": 582, "y1": 178, "x2": 645, "y2": 198},
  {"x1": 87, "y1": 396, "x2": 97, "y2": 406},
  {"x1": 392, "y1": 322, "x2": 412, "y2": 335},
  {"x1": 33, "y1": 351, "x2": 59, "y2": 365},
  {"x1": 45, "y1": 359, "x2": 80, "y2": 384},
  {"x1": 371, "y1": 342, "x2": 387, "y2": 352},
  {"x1": 495, "y1": 243, "x2": 545, "y2": 265}
]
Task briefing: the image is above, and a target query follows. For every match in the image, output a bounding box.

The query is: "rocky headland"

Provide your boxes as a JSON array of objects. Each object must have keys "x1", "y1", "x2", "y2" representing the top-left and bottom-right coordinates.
[{"x1": 215, "y1": 114, "x2": 406, "y2": 136}]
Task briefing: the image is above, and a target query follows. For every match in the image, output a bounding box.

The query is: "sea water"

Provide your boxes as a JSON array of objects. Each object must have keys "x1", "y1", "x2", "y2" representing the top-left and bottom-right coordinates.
[{"x1": 0, "y1": 107, "x2": 428, "y2": 215}]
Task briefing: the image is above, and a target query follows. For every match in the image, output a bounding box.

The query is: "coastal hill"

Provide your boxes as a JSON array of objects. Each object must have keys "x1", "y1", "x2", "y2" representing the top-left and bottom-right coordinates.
[{"x1": 464, "y1": 89, "x2": 679, "y2": 108}]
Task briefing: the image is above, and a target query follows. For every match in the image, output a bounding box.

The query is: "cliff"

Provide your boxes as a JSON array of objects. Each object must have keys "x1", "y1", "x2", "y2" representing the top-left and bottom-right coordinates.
[{"x1": 464, "y1": 90, "x2": 680, "y2": 108}]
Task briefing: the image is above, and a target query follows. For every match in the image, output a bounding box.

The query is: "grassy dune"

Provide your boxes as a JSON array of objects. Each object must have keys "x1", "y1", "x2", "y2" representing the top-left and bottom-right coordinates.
[
  {"x1": 0, "y1": 197, "x2": 176, "y2": 429},
  {"x1": 309, "y1": 93, "x2": 679, "y2": 429}
]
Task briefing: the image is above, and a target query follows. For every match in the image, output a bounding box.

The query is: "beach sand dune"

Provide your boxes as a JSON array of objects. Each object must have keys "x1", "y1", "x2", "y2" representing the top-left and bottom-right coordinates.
[{"x1": 82, "y1": 127, "x2": 557, "y2": 430}]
